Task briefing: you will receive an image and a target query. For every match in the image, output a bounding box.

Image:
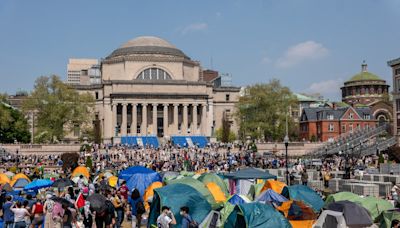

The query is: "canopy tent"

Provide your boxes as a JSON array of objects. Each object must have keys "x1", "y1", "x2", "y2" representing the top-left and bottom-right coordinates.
[
  {"x1": 71, "y1": 166, "x2": 90, "y2": 179},
  {"x1": 198, "y1": 173, "x2": 229, "y2": 197},
  {"x1": 261, "y1": 179, "x2": 289, "y2": 198},
  {"x1": 118, "y1": 166, "x2": 157, "y2": 181},
  {"x1": 167, "y1": 177, "x2": 218, "y2": 209},
  {"x1": 224, "y1": 202, "x2": 291, "y2": 228},
  {"x1": 288, "y1": 185, "x2": 324, "y2": 212},
  {"x1": 0, "y1": 174, "x2": 10, "y2": 185},
  {"x1": 227, "y1": 194, "x2": 251, "y2": 205},
  {"x1": 325, "y1": 200, "x2": 373, "y2": 227},
  {"x1": 126, "y1": 171, "x2": 162, "y2": 198},
  {"x1": 379, "y1": 209, "x2": 400, "y2": 228},
  {"x1": 10, "y1": 173, "x2": 30, "y2": 187},
  {"x1": 255, "y1": 189, "x2": 288, "y2": 205},
  {"x1": 148, "y1": 183, "x2": 211, "y2": 228},
  {"x1": 224, "y1": 168, "x2": 276, "y2": 180},
  {"x1": 143, "y1": 181, "x2": 163, "y2": 210},
  {"x1": 23, "y1": 179, "x2": 53, "y2": 191},
  {"x1": 205, "y1": 182, "x2": 227, "y2": 203}
]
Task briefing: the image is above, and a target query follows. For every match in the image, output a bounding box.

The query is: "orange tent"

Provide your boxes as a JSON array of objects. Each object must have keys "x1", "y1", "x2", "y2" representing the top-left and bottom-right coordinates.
[
  {"x1": 0, "y1": 174, "x2": 10, "y2": 185},
  {"x1": 205, "y1": 182, "x2": 226, "y2": 203},
  {"x1": 261, "y1": 179, "x2": 287, "y2": 195},
  {"x1": 289, "y1": 220, "x2": 315, "y2": 228},
  {"x1": 277, "y1": 200, "x2": 317, "y2": 227},
  {"x1": 10, "y1": 173, "x2": 30, "y2": 187},
  {"x1": 71, "y1": 166, "x2": 90, "y2": 179},
  {"x1": 143, "y1": 181, "x2": 163, "y2": 210}
]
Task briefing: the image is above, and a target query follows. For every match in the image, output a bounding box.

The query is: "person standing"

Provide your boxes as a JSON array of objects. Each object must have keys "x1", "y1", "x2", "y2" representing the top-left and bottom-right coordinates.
[
  {"x1": 3, "y1": 196, "x2": 14, "y2": 228},
  {"x1": 180, "y1": 206, "x2": 196, "y2": 228},
  {"x1": 128, "y1": 189, "x2": 145, "y2": 228},
  {"x1": 111, "y1": 191, "x2": 125, "y2": 228},
  {"x1": 43, "y1": 194, "x2": 55, "y2": 228},
  {"x1": 31, "y1": 200, "x2": 45, "y2": 227},
  {"x1": 11, "y1": 201, "x2": 31, "y2": 228},
  {"x1": 156, "y1": 206, "x2": 176, "y2": 228},
  {"x1": 301, "y1": 169, "x2": 309, "y2": 186}
]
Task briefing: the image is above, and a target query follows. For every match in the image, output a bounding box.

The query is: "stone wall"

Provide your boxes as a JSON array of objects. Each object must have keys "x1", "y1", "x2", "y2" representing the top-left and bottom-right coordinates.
[
  {"x1": 1, "y1": 144, "x2": 81, "y2": 155},
  {"x1": 256, "y1": 142, "x2": 323, "y2": 156}
]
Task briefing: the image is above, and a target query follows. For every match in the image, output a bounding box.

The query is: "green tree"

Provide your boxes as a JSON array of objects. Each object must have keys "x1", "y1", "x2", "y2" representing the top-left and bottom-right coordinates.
[
  {"x1": 215, "y1": 127, "x2": 236, "y2": 142},
  {"x1": 86, "y1": 156, "x2": 93, "y2": 170},
  {"x1": 236, "y1": 79, "x2": 298, "y2": 141},
  {"x1": 23, "y1": 75, "x2": 94, "y2": 143},
  {"x1": 0, "y1": 103, "x2": 31, "y2": 143}
]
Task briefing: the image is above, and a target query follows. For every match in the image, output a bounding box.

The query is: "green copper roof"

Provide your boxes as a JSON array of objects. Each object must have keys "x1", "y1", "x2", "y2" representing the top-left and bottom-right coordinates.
[{"x1": 347, "y1": 71, "x2": 382, "y2": 82}]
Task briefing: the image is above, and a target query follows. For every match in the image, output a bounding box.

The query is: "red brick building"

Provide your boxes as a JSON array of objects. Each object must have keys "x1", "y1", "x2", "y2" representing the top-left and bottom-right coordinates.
[{"x1": 300, "y1": 106, "x2": 377, "y2": 142}]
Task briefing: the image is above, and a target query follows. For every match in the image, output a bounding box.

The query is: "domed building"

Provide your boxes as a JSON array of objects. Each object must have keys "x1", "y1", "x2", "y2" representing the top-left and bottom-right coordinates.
[
  {"x1": 341, "y1": 62, "x2": 392, "y2": 125},
  {"x1": 72, "y1": 36, "x2": 240, "y2": 144}
]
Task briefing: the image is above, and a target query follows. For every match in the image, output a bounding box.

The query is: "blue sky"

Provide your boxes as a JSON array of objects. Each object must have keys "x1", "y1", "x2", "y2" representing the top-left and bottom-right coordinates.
[{"x1": 0, "y1": 0, "x2": 399, "y2": 100}]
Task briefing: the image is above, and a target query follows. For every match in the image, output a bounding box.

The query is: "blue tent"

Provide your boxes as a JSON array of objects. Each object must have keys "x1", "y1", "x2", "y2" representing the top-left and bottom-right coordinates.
[
  {"x1": 255, "y1": 189, "x2": 288, "y2": 205},
  {"x1": 126, "y1": 172, "x2": 162, "y2": 198},
  {"x1": 225, "y1": 202, "x2": 291, "y2": 228},
  {"x1": 12, "y1": 178, "x2": 30, "y2": 189},
  {"x1": 24, "y1": 179, "x2": 53, "y2": 191},
  {"x1": 227, "y1": 194, "x2": 251, "y2": 205},
  {"x1": 288, "y1": 185, "x2": 324, "y2": 212},
  {"x1": 118, "y1": 166, "x2": 156, "y2": 181}
]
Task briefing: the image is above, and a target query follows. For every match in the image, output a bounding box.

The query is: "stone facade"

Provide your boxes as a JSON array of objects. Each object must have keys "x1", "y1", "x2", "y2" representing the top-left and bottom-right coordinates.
[
  {"x1": 72, "y1": 36, "x2": 240, "y2": 143},
  {"x1": 388, "y1": 57, "x2": 400, "y2": 141}
]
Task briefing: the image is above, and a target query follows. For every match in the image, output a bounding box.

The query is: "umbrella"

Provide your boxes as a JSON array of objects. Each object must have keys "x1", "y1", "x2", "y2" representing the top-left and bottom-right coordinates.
[
  {"x1": 52, "y1": 178, "x2": 74, "y2": 188},
  {"x1": 51, "y1": 196, "x2": 74, "y2": 208},
  {"x1": 326, "y1": 200, "x2": 373, "y2": 227},
  {"x1": 24, "y1": 179, "x2": 53, "y2": 191},
  {"x1": 87, "y1": 193, "x2": 107, "y2": 213}
]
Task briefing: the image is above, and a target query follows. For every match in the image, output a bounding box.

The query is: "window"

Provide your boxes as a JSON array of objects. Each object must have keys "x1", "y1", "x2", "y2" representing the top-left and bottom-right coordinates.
[
  {"x1": 73, "y1": 124, "x2": 80, "y2": 137},
  {"x1": 95, "y1": 92, "x2": 99, "y2": 100},
  {"x1": 137, "y1": 68, "x2": 172, "y2": 80},
  {"x1": 328, "y1": 123, "x2": 334, "y2": 132},
  {"x1": 342, "y1": 124, "x2": 346, "y2": 133},
  {"x1": 349, "y1": 124, "x2": 353, "y2": 132},
  {"x1": 397, "y1": 78, "x2": 400, "y2": 92},
  {"x1": 364, "y1": 114, "x2": 370, "y2": 120},
  {"x1": 357, "y1": 124, "x2": 360, "y2": 129},
  {"x1": 327, "y1": 114, "x2": 334, "y2": 120},
  {"x1": 226, "y1": 94, "x2": 230, "y2": 101},
  {"x1": 395, "y1": 68, "x2": 400, "y2": 76},
  {"x1": 349, "y1": 113, "x2": 354, "y2": 119},
  {"x1": 397, "y1": 99, "x2": 400, "y2": 112}
]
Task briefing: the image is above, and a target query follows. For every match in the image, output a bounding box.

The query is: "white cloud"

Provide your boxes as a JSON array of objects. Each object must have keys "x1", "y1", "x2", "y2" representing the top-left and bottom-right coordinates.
[
  {"x1": 276, "y1": 41, "x2": 329, "y2": 68},
  {"x1": 181, "y1": 23, "x2": 208, "y2": 35},
  {"x1": 305, "y1": 79, "x2": 343, "y2": 99}
]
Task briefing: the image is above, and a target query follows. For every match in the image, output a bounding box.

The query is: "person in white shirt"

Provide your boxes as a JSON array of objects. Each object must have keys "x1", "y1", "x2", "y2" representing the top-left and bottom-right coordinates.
[
  {"x1": 157, "y1": 206, "x2": 176, "y2": 228},
  {"x1": 11, "y1": 201, "x2": 31, "y2": 228}
]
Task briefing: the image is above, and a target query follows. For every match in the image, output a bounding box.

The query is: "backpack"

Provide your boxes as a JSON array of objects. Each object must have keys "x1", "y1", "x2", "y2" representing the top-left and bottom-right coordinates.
[
  {"x1": 185, "y1": 216, "x2": 199, "y2": 228},
  {"x1": 136, "y1": 200, "x2": 145, "y2": 215}
]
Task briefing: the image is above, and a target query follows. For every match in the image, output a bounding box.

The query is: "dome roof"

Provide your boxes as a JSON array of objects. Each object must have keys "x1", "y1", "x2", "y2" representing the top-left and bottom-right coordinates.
[
  {"x1": 346, "y1": 62, "x2": 383, "y2": 82},
  {"x1": 106, "y1": 36, "x2": 189, "y2": 59}
]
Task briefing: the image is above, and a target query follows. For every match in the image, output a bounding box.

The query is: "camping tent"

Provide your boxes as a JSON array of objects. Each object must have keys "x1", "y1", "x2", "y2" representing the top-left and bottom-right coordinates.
[
  {"x1": 227, "y1": 194, "x2": 252, "y2": 205},
  {"x1": 198, "y1": 173, "x2": 229, "y2": 196},
  {"x1": 118, "y1": 166, "x2": 158, "y2": 181},
  {"x1": 379, "y1": 209, "x2": 400, "y2": 228},
  {"x1": 12, "y1": 178, "x2": 30, "y2": 188},
  {"x1": 224, "y1": 202, "x2": 291, "y2": 228},
  {"x1": 71, "y1": 166, "x2": 90, "y2": 178},
  {"x1": 261, "y1": 180, "x2": 289, "y2": 198},
  {"x1": 10, "y1": 173, "x2": 30, "y2": 187},
  {"x1": 0, "y1": 174, "x2": 10, "y2": 185},
  {"x1": 255, "y1": 189, "x2": 288, "y2": 205},
  {"x1": 205, "y1": 182, "x2": 227, "y2": 203},
  {"x1": 148, "y1": 183, "x2": 211, "y2": 227},
  {"x1": 276, "y1": 200, "x2": 317, "y2": 228},
  {"x1": 324, "y1": 201, "x2": 373, "y2": 227},
  {"x1": 288, "y1": 185, "x2": 324, "y2": 212},
  {"x1": 324, "y1": 192, "x2": 361, "y2": 206},
  {"x1": 125, "y1": 171, "x2": 162, "y2": 198},
  {"x1": 247, "y1": 182, "x2": 265, "y2": 200},
  {"x1": 143, "y1": 181, "x2": 163, "y2": 210}
]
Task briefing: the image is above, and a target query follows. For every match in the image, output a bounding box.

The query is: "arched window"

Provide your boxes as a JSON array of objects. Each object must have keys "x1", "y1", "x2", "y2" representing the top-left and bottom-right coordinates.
[{"x1": 136, "y1": 68, "x2": 172, "y2": 80}]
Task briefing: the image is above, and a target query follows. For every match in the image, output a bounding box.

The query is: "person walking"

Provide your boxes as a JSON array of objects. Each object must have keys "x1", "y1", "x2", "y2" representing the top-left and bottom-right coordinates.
[
  {"x1": 111, "y1": 190, "x2": 125, "y2": 228},
  {"x1": 128, "y1": 189, "x2": 145, "y2": 228},
  {"x1": 43, "y1": 194, "x2": 55, "y2": 228},
  {"x1": 180, "y1": 206, "x2": 197, "y2": 228}
]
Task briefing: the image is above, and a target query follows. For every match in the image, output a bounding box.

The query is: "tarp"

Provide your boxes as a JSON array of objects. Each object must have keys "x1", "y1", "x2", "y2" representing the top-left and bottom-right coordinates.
[
  {"x1": 225, "y1": 202, "x2": 291, "y2": 228},
  {"x1": 167, "y1": 177, "x2": 218, "y2": 209},
  {"x1": 126, "y1": 172, "x2": 162, "y2": 198},
  {"x1": 118, "y1": 166, "x2": 156, "y2": 181},
  {"x1": 224, "y1": 168, "x2": 276, "y2": 180},
  {"x1": 198, "y1": 173, "x2": 229, "y2": 196},
  {"x1": 0, "y1": 174, "x2": 10, "y2": 184},
  {"x1": 71, "y1": 166, "x2": 90, "y2": 178},
  {"x1": 143, "y1": 181, "x2": 163, "y2": 210},
  {"x1": 288, "y1": 185, "x2": 324, "y2": 212},
  {"x1": 23, "y1": 179, "x2": 53, "y2": 191},
  {"x1": 255, "y1": 189, "x2": 288, "y2": 205},
  {"x1": 10, "y1": 173, "x2": 30, "y2": 186},
  {"x1": 326, "y1": 200, "x2": 373, "y2": 227},
  {"x1": 227, "y1": 194, "x2": 251, "y2": 205},
  {"x1": 148, "y1": 183, "x2": 211, "y2": 227},
  {"x1": 205, "y1": 182, "x2": 226, "y2": 203},
  {"x1": 261, "y1": 179, "x2": 289, "y2": 198},
  {"x1": 379, "y1": 209, "x2": 400, "y2": 228}
]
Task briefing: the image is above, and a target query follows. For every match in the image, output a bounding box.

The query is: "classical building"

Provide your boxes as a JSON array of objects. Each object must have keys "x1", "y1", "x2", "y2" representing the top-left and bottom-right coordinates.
[
  {"x1": 388, "y1": 57, "x2": 400, "y2": 141},
  {"x1": 300, "y1": 106, "x2": 377, "y2": 142},
  {"x1": 67, "y1": 59, "x2": 101, "y2": 85},
  {"x1": 72, "y1": 36, "x2": 240, "y2": 144}
]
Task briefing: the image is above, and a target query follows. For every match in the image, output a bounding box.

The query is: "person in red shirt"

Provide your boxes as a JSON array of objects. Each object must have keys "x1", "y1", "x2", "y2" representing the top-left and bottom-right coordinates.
[
  {"x1": 119, "y1": 181, "x2": 129, "y2": 200},
  {"x1": 31, "y1": 200, "x2": 44, "y2": 227}
]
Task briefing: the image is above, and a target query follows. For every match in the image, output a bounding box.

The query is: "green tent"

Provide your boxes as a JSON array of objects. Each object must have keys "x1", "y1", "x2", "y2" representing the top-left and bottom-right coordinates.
[
  {"x1": 167, "y1": 177, "x2": 219, "y2": 209},
  {"x1": 358, "y1": 197, "x2": 394, "y2": 222},
  {"x1": 247, "y1": 182, "x2": 265, "y2": 200},
  {"x1": 324, "y1": 192, "x2": 362, "y2": 206},
  {"x1": 220, "y1": 202, "x2": 236, "y2": 227},
  {"x1": 148, "y1": 183, "x2": 212, "y2": 227},
  {"x1": 224, "y1": 202, "x2": 291, "y2": 228},
  {"x1": 198, "y1": 173, "x2": 229, "y2": 196},
  {"x1": 379, "y1": 209, "x2": 400, "y2": 228}
]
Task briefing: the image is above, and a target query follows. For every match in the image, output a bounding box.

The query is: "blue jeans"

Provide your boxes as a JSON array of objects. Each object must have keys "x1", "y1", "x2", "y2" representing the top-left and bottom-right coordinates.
[
  {"x1": 116, "y1": 209, "x2": 125, "y2": 228},
  {"x1": 14, "y1": 221, "x2": 26, "y2": 228},
  {"x1": 4, "y1": 221, "x2": 14, "y2": 228}
]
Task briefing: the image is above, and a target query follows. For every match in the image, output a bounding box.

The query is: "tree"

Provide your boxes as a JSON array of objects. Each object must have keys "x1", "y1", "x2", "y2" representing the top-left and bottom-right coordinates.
[
  {"x1": 61, "y1": 152, "x2": 79, "y2": 171},
  {"x1": 23, "y1": 75, "x2": 94, "y2": 143},
  {"x1": 86, "y1": 156, "x2": 93, "y2": 170},
  {"x1": 215, "y1": 127, "x2": 236, "y2": 143},
  {"x1": 0, "y1": 103, "x2": 31, "y2": 143},
  {"x1": 236, "y1": 79, "x2": 298, "y2": 141}
]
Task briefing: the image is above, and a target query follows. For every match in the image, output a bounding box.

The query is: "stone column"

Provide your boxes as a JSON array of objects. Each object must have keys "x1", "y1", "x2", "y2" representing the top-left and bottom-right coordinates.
[
  {"x1": 112, "y1": 103, "x2": 118, "y2": 136},
  {"x1": 182, "y1": 104, "x2": 188, "y2": 135},
  {"x1": 163, "y1": 104, "x2": 169, "y2": 137},
  {"x1": 173, "y1": 104, "x2": 179, "y2": 135},
  {"x1": 142, "y1": 103, "x2": 147, "y2": 135},
  {"x1": 192, "y1": 104, "x2": 198, "y2": 135},
  {"x1": 121, "y1": 103, "x2": 127, "y2": 135},
  {"x1": 201, "y1": 104, "x2": 207, "y2": 135},
  {"x1": 131, "y1": 104, "x2": 137, "y2": 136},
  {"x1": 153, "y1": 103, "x2": 158, "y2": 135}
]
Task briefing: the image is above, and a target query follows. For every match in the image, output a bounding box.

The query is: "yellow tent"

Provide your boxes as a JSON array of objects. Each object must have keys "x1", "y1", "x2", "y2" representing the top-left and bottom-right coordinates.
[
  {"x1": 0, "y1": 174, "x2": 10, "y2": 185},
  {"x1": 261, "y1": 179, "x2": 287, "y2": 194},
  {"x1": 71, "y1": 166, "x2": 90, "y2": 179},
  {"x1": 143, "y1": 181, "x2": 163, "y2": 210},
  {"x1": 10, "y1": 173, "x2": 30, "y2": 186},
  {"x1": 205, "y1": 182, "x2": 226, "y2": 203},
  {"x1": 108, "y1": 176, "x2": 118, "y2": 188}
]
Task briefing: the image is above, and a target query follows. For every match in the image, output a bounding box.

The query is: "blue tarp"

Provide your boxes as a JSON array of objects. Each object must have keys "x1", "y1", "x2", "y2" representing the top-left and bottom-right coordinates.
[
  {"x1": 288, "y1": 185, "x2": 324, "y2": 212},
  {"x1": 126, "y1": 172, "x2": 162, "y2": 198},
  {"x1": 24, "y1": 179, "x2": 53, "y2": 191},
  {"x1": 255, "y1": 189, "x2": 288, "y2": 205}
]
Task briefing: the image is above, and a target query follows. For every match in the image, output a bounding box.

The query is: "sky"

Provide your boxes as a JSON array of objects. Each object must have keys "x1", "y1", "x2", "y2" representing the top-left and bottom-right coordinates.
[{"x1": 0, "y1": 0, "x2": 399, "y2": 101}]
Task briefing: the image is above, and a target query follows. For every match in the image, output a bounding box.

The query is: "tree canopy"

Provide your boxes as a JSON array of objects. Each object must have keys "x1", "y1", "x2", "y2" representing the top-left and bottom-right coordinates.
[
  {"x1": 23, "y1": 75, "x2": 94, "y2": 143},
  {"x1": 236, "y1": 79, "x2": 298, "y2": 141},
  {"x1": 0, "y1": 102, "x2": 31, "y2": 143}
]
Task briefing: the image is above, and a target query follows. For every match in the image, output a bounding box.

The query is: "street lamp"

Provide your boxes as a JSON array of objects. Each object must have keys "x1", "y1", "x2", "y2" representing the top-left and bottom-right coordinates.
[{"x1": 284, "y1": 135, "x2": 289, "y2": 185}]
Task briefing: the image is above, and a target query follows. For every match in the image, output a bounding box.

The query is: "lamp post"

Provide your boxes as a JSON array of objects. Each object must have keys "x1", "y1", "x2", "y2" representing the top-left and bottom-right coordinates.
[{"x1": 284, "y1": 110, "x2": 289, "y2": 185}]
